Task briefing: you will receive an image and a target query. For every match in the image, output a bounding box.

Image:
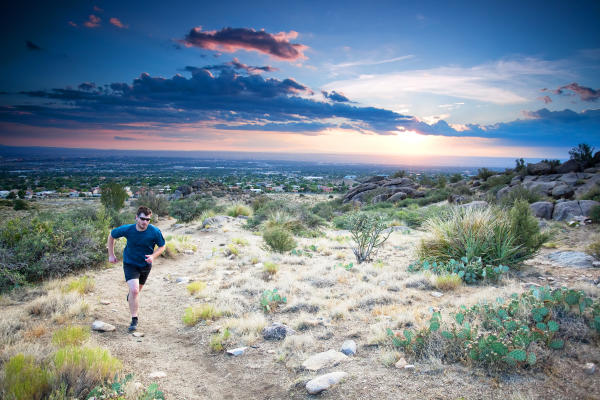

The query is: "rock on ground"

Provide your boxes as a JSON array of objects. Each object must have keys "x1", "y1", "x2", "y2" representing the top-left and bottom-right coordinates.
[
  {"x1": 306, "y1": 371, "x2": 348, "y2": 395},
  {"x1": 262, "y1": 322, "x2": 295, "y2": 340},
  {"x1": 547, "y1": 251, "x2": 595, "y2": 268},
  {"x1": 302, "y1": 349, "x2": 349, "y2": 371},
  {"x1": 340, "y1": 340, "x2": 357, "y2": 356},
  {"x1": 91, "y1": 320, "x2": 115, "y2": 332}
]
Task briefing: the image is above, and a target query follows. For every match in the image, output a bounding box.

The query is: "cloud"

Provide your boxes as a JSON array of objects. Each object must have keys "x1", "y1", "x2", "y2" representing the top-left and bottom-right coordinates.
[
  {"x1": 322, "y1": 90, "x2": 350, "y2": 102},
  {"x1": 198, "y1": 58, "x2": 277, "y2": 75},
  {"x1": 324, "y1": 58, "x2": 567, "y2": 105},
  {"x1": 26, "y1": 41, "x2": 42, "y2": 51},
  {"x1": 329, "y1": 55, "x2": 414, "y2": 69},
  {"x1": 553, "y1": 83, "x2": 599, "y2": 102},
  {"x1": 93, "y1": 5, "x2": 104, "y2": 12},
  {"x1": 84, "y1": 15, "x2": 101, "y2": 28},
  {"x1": 78, "y1": 82, "x2": 96, "y2": 91},
  {"x1": 180, "y1": 27, "x2": 308, "y2": 61},
  {"x1": 114, "y1": 136, "x2": 137, "y2": 141},
  {"x1": 109, "y1": 18, "x2": 128, "y2": 29},
  {"x1": 68, "y1": 21, "x2": 77, "y2": 28},
  {"x1": 538, "y1": 95, "x2": 552, "y2": 104}
]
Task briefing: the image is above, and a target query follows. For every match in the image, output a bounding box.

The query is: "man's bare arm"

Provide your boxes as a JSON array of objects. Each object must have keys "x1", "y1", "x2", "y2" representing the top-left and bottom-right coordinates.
[{"x1": 107, "y1": 234, "x2": 118, "y2": 263}]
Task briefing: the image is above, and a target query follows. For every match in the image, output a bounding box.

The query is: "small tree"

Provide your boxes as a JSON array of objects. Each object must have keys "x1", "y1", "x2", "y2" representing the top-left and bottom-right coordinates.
[
  {"x1": 509, "y1": 199, "x2": 548, "y2": 260},
  {"x1": 17, "y1": 189, "x2": 26, "y2": 199},
  {"x1": 135, "y1": 190, "x2": 169, "y2": 217},
  {"x1": 100, "y1": 182, "x2": 128, "y2": 211},
  {"x1": 515, "y1": 158, "x2": 525, "y2": 172},
  {"x1": 347, "y1": 212, "x2": 391, "y2": 263},
  {"x1": 569, "y1": 143, "x2": 595, "y2": 167}
]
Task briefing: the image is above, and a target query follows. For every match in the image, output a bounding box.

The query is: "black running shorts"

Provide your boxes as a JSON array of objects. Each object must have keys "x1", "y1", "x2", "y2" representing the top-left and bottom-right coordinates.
[{"x1": 123, "y1": 263, "x2": 152, "y2": 285}]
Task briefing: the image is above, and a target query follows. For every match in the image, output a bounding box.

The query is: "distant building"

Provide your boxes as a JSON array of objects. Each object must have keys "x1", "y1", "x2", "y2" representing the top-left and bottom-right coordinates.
[
  {"x1": 318, "y1": 185, "x2": 333, "y2": 193},
  {"x1": 304, "y1": 176, "x2": 323, "y2": 180},
  {"x1": 343, "y1": 175, "x2": 357, "y2": 180},
  {"x1": 249, "y1": 188, "x2": 262, "y2": 193}
]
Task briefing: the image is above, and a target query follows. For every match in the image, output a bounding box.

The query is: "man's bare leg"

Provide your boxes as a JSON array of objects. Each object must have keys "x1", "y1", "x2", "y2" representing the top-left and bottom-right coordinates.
[{"x1": 127, "y1": 279, "x2": 140, "y2": 318}]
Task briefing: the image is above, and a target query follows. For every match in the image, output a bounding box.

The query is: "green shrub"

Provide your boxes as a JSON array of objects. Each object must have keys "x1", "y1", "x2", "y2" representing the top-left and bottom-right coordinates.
[
  {"x1": 409, "y1": 258, "x2": 509, "y2": 284},
  {"x1": 263, "y1": 261, "x2": 279, "y2": 275},
  {"x1": 53, "y1": 346, "x2": 122, "y2": 397},
  {"x1": 499, "y1": 186, "x2": 542, "y2": 207},
  {"x1": 63, "y1": 275, "x2": 95, "y2": 295},
  {"x1": 0, "y1": 207, "x2": 110, "y2": 293},
  {"x1": 587, "y1": 236, "x2": 600, "y2": 259},
  {"x1": 227, "y1": 203, "x2": 252, "y2": 217},
  {"x1": 480, "y1": 174, "x2": 511, "y2": 191},
  {"x1": 569, "y1": 143, "x2": 595, "y2": 168},
  {"x1": 432, "y1": 273, "x2": 463, "y2": 291},
  {"x1": 106, "y1": 209, "x2": 135, "y2": 228},
  {"x1": 209, "y1": 328, "x2": 231, "y2": 352},
  {"x1": 135, "y1": 190, "x2": 169, "y2": 217},
  {"x1": 2, "y1": 354, "x2": 52, "y2": 400},
  {"x1": 168, "y1": 197, "x2": 215, "y2": 222},
  {"x1": 590, "y1": 205, "x2": 600, "y2": 223},
  {"x1": 580, "y1": 185, "x2": 600, "y2": 202},
  {"x1": 263, "y1": 227, "x2": 296, "y2": 253},
  {"x1": 346, "y1": 212, "x2": 391, "y2": 263},
  {"x1": 13, "y1": 199, "x2": 30, "y2": 211},
  {"x1": 477, "y1": 168, "x2": 495, "y2": 180},
  {"x1": 182, "y1": 304, "x2": 222, "y2": 326},
  {"x1": 52, "y1": 326, "x2": 90, "y2": 347},
  {"x1": 417, "y1": 205, "x2": 543, "y2": 267},
  {"x1": 100, "y1": 182, "x2": 128, "y2": 211},
  {"x1": 260, "y1": 289, "x2": 287, "y2": 312},
  {"x1": 186, "y1": 281, "x2": 206, "y2": 295}
]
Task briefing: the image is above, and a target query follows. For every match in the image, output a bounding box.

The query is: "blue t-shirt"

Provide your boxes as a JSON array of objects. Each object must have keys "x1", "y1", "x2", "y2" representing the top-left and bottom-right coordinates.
[{"x1": 110, "y1": 224, "x2": 166, "y2": 268}]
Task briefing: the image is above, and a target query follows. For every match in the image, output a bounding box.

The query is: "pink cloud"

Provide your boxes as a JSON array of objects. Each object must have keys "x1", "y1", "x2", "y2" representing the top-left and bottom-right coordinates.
[
  {"x1": 93, "y1": 5, "x2": 104, "y2": 12},
  {"x1": 84, "y1": 15, "x2": 101, "y2": 28},
  {"x1": 537, "y1": 95, "x2": 552, "y2": 104},
  {"x1": 68, "y1": 21, "x2": 77, "y2": 28},
  {"x1": 181, "y1": 26, "x2": 308, "y2": 61},
  {"x1": 110, "y1": 18, "x2": 128, "y2": 29}
]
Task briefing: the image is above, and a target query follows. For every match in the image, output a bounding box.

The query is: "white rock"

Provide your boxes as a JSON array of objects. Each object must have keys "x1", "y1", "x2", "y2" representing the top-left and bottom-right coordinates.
[
  {"x1": 184, "y1": 250, "x2": 194, "y2": 255},
  {"x1": 226, "y1": 347, "x2": 248, "y2": 356},
  {"x1": 430, "y1": 291, "x2": 443, "y2": 298},
  {"x1": 91, "y1": 320, "x2": 115, "y2": 332},
  {"x1": 340, "y1": 340, "x2": 357, "y2": 356},
  {"x1": 306, "y1": 371, "x2": 348, "y2": 395},
  {"x1": 132, "y1": 332, "x2": 144, "y2": 337},
  {"x1": 175, "y1": 276, "x2": 190, "y2": 284},
  {"x1": 100, "y1": 300, "x2": 111, "y2": 305},
  {"x1": 584, "y1": 363, "x2": 596, "y2": 374},
  {"x1": 302, "y1": 350, "x2": 348, "y2": 371},
  {"x1": 255, "y1": 263, "x2": 264, "y2": 268},
  {"x1": 404, "y1": 364, "x2": 415, "y2": 370},
  {"x1": 395, "y1": 358, "x2": 408, "y2": 369},
  {"x1": 148, "y1": 371, "x2": 167, "y2": 378}
]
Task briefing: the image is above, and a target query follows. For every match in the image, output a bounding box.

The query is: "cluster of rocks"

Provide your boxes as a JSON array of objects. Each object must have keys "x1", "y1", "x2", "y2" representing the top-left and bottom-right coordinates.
[
  {"x1": 497, "y1": 171, "x2": 600, "y2": 201},
  {"x1": 343, "y1": 176, "x2": 424, "y2": 204}
]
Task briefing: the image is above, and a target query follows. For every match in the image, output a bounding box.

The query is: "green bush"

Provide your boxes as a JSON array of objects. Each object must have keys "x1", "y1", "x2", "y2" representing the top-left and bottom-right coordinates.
[
  {"x1": 263, "y1": 227, "x2": 296, "y2": 253},
  {"x1": 591, "y1": 205, "x2": 600, "y2": 224},
  {"x1": 499, "y1": 186, "x2": 542, "y2": 207},
  {"x1": 409, "y1": 257, "x2": 509, "y2": 284},
  {"x1": 260, "y1": 289, "x2": 287, "y2": 312},
  {"x1": 13, "y1": 199, "x2": 30, "y2": 211},
  {"x1": 580, "y1": 185, "x2": 600, "y2": 202},
  {"x1": 2, "y1": 354, "x2": 52, "y2": 400},
  {"x1": 168, "y1": 197, "x2": 215, "y2": 223},
  {"x1": 569, "y1": 143, "x2": 595, "y2": 168},
  {"x1": 416, "y1": 204, "x2": 544, "y2": 267},
  {"x1": 0, "y1": 207, "x2": 110, "y2": 293},
  {"x1": 106, "y1": 209, "x2": 134, "y2": 228},
  {"x1": 100, "y1": 182, "x2": 128, "y2": 211},
  {"x1": 346, "y1": 212, "x2": 391, "y2": 263},
  {"x1": 135, "y1": 190, "x2": 169, "y2": 217},
  {"x1": 477, "y1": 168, "x2": 495, "y2": 180},
  {"x1": 226, "y1": 203, "x2": 252, "y2": 217},
  {"x1": 480, "y1": 174, "x2": 512, "y2": 191},
  {"x1": 52, "y1": 326, "x2": 91, "y2": 347}
]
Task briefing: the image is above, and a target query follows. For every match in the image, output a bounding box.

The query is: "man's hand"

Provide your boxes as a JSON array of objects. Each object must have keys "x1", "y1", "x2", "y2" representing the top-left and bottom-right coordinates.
[
  {"x1": 108, "y1": 255, "x2": 118, "y2": 264},
  {"x1": 145, "y1": 254, "x2": 154, "y2": 264}
]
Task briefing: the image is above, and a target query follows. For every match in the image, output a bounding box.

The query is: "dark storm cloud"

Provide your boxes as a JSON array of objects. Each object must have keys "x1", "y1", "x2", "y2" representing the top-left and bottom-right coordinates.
[
  {"x1": 322, "y1": 90, "x2": 350, "y2": 102},
  {"x1": 181, "y1": 27, "x2": 308, "y2": 61},
  {"x1": 26, "y1": 40, "x2": 42, "y2": 51}
]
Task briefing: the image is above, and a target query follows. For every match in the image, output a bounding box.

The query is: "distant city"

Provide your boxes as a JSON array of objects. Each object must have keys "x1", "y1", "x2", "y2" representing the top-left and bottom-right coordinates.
[{"x1": 0, "y1": 145, "x2": 540, "y2": 198}]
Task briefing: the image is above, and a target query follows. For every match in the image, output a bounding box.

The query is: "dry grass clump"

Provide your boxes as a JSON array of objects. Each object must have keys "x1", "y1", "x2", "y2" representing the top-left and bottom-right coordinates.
[
  {"x1": 431, "y1": 273, "x2": 462, "y2": 291},
  {"x1": 163, "y1": 234, "x2": 197, "y2": 258},
  {"x1": 262, "y1": 227, "x2": 296, "y2": 253},
  {"x1": 2, "y1": 353, "x2": 52, "y2": 400},
  {"x1": 232, "y1": 237, "x2": 249, "y2": 246},
  {"x1": 263, "y1": 261, "x2": 279, "y2": 275},
  {"x1": 587, "y1": 235, "x2": 600, "y2": 259},
  {"x1": 182, "y1": 304, "x2": 223, "y2": 326},
  {"x1": 209, "y1": 328, "x2": 231, "y2": 352},
  {"x1": 227, "y1": 204, "x2": 252, "y2": 218},
  {"x1": 27, "y1": 291, "x2": 80, "y2": 317},
  {"x1": 186, "y1": 281, "x2": 207, "y2": 295},
  {"x1": 223, "y1": 243, "x2": 240, "y2": 257},
  {"x1": 63, "y1": 275, "x2": 94, "y2": 295},
  {"x1": 52, "y1": 326, "x2": 90, "y2": 347}
]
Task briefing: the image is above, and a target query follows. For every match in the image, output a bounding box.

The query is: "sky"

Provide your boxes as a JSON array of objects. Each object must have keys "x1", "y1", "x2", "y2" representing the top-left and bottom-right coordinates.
[{"x1": 0, "y1": 0, "x2": 599, "y2": 165}]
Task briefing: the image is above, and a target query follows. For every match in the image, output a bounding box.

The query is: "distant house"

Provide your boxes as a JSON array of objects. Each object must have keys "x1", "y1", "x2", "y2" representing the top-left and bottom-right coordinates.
[
  {"x1": 272, "y1": 186, "x2": 284, "y2": 192},
  {"x1": 318, "y1": 185, "x2": 333, "y2": 193},
  {"x1": 343, "y1": 175, "x2": 357, "y2": 180},
  {"x1": 0, "y1": 191, "x2": 9, "y2": 198},
  {"x1": 69, "y1": 190, "x2": 80, "y2": 198},
  {"x1": 304, "y1": 176, "x2": 323, "y2": 180},
  {"x1": 249, "y1": 188, "x2": 262, "y2": 193}
]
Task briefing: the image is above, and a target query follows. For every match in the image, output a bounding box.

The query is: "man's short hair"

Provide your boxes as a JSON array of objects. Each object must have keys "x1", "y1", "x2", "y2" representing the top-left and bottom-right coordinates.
[{"x1": 137, "y1": 206, "x2": 153, "y2": 217}]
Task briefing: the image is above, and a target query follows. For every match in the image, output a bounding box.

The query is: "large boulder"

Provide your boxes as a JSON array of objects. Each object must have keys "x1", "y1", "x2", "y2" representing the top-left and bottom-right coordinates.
[
  {"x1": 372, "y1": 194, "x2": 390, "y2": 204},
  {"x1": 527, "y1": 162, "x2": 552, "y2": 175},
  {"x1": 556, "y1": 159, "x2": 581, "y2": 174},
  {"x1": 529, "y1": 202, "x2": 554, "y2": 220},
  {"x1": 552, "y1": 200, "x2": 600, "y2": 221},
  {"x1": 496, "y1": 185, "x2": 515, "y2": 200},
  {"x1": 523, "y1": 181, "x2": 558, "y2": 195},
  {"x1": 382, "y1": 178, "x2": 416, "y2": 187},
  {"x1": 558, "y1": 172, "x2": 580, "y2": 185},
  {"x1": 459, "y1": 201, "x2": 488, "y2": 209},
  {"x1": 551, "y1": 183, "x2": 574, "y2": 199},
  {"x1": 363, "y1": 176, "x2": 386, "y2": 183},
  {"x1": 547, "y1": 251, "x2": 595, "y2": 268},
  {"x1": 593, "y1": 151, "x2": 600, "y2": 166},
  {"x1": 343, "y1": 183, "x2": 378, "y2": 202},
  {"x1": 388, "y1": 192, "x2": 407, "y2": 202}
]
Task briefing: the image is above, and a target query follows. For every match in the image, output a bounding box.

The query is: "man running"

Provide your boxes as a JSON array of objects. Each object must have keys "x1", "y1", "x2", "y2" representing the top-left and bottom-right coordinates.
[{"x1": 107, "y1": 206, "x2": 166, "y2": 332}]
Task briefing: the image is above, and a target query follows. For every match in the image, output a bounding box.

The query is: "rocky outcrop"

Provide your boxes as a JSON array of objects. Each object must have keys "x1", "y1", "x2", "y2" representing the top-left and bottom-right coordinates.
[
  {"x1": 552, "y1": 200, "x2": 600, "y2": 221},
  {"x1": 343, "y1": 177, "x2": 421, "y2": 204}
]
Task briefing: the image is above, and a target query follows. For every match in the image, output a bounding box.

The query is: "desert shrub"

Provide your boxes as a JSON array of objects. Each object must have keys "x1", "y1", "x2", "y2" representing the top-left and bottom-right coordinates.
[
  {"x1": 477, "y1": 168, "x2": 495, "y2": 180},
  {"x1": 416, "y1": 205, "x2": 543, "y2": 267},
  {"x1": 168, "y1": 197, "x2": 215, "y2": 223},
  {"x1": 13, "y1": 199, "x2": 30, "y2": 211},
  {"x1": 100, "y1": 182, "x2": 128, "y2": 211},
  {"x1": 231, "y1": 237, "x2": 248, "y2": 246},
  {"x1": 2, "y1": 354, "x2": 52, "y2": 400},
  {"x1": 63, "y1": 275, "x2": 95, "y2": 295},
  {"x1": 591, "y1": 205, "x2": 600, "y2": 224},
  {"x1": 260, "y1": 289, "x2": 287, "y2": 312},
  {"x1": 346, "y1": 212, "x2": 391, "y2": 263},
  {"x1": 263, "y1": 261, "x2": 279, "y2": 275},
  {"x1": 569, "y1": 143, "x2": 595, "y2": 168},
  {"x1": 311, "y1": 200, "x2": 335, "y2": 220},
  {"x1": 182, "y1": 304, "x2": 222, "y2": 326},
  {"x1": 395, "y1": 188, "x2": 450, "y2": 208},
  {"x1": 186, "y1": 281, "x2": 206, "y2": 295},
  {"x1": 52, "y1": 326, "x2": 90, "y2": 347},
  {"x1": 0, "y1": 207, "x2": 110, "y2": 293},
  {"x1": 162, "y1": 235, "x2": 196, "y2": 258},
  {"x1": 387, "y1": 286, "x2": 600, "y2": 372},
  {"x1": 227, "y1": 203, "x2": 252, "y2": 217},
  {"x1": 509, "y1": 199, "x2": 548, "y2": 259},
  {"x1": 209, "y1": 328, "x2": 231, "y2": 352},
  {"x1": 53, "y1": 345, "x2": 122, "y2": 397},
  {"x1": 480, "y1": 174, "x2": 512, "y2": 191},
  {"x1": 106, "y1": 209, "x2": 135, "y2": 228},
  {"x1": 432, "y1": 273, "x2": 463, "y2": 291},
  {"x1": 587, "y1": 236, "x2": 600, "y2": 259},
  {"x1": 580, "y1": 185, "x2": 600, "y2": 202},
  {"x1": 499, "y1": 186, "x2": 542, "y2": 207},
  {"x1": 449, "y1": 173, "x2": 463, "y2": 183},
  {"x1": 251, "y1": 195, "x2": 270, "y2": 212},
  {"x1": 263, "y1": 227, "x2": 296, "y2": 253},
  {"x1": 224, "y1": 244, "x2": 239, "y2": 257},
  {"x1": 395, "y1": 204, "x2": 451, "y2": 228},
  {"x1": 135, "y1": 190, "x2": 169, "y2": 217}
]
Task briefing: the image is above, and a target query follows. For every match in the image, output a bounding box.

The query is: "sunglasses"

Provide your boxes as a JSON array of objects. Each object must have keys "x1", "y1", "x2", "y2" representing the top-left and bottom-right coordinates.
[{"x1": 138, "y1": 216, "x2": 151, "y2": 221}]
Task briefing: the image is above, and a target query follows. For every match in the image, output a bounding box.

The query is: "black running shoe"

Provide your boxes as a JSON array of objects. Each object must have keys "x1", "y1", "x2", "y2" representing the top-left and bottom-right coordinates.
[{"x1": 128, "y1": 319, "x2": 137, "y2": 332}]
